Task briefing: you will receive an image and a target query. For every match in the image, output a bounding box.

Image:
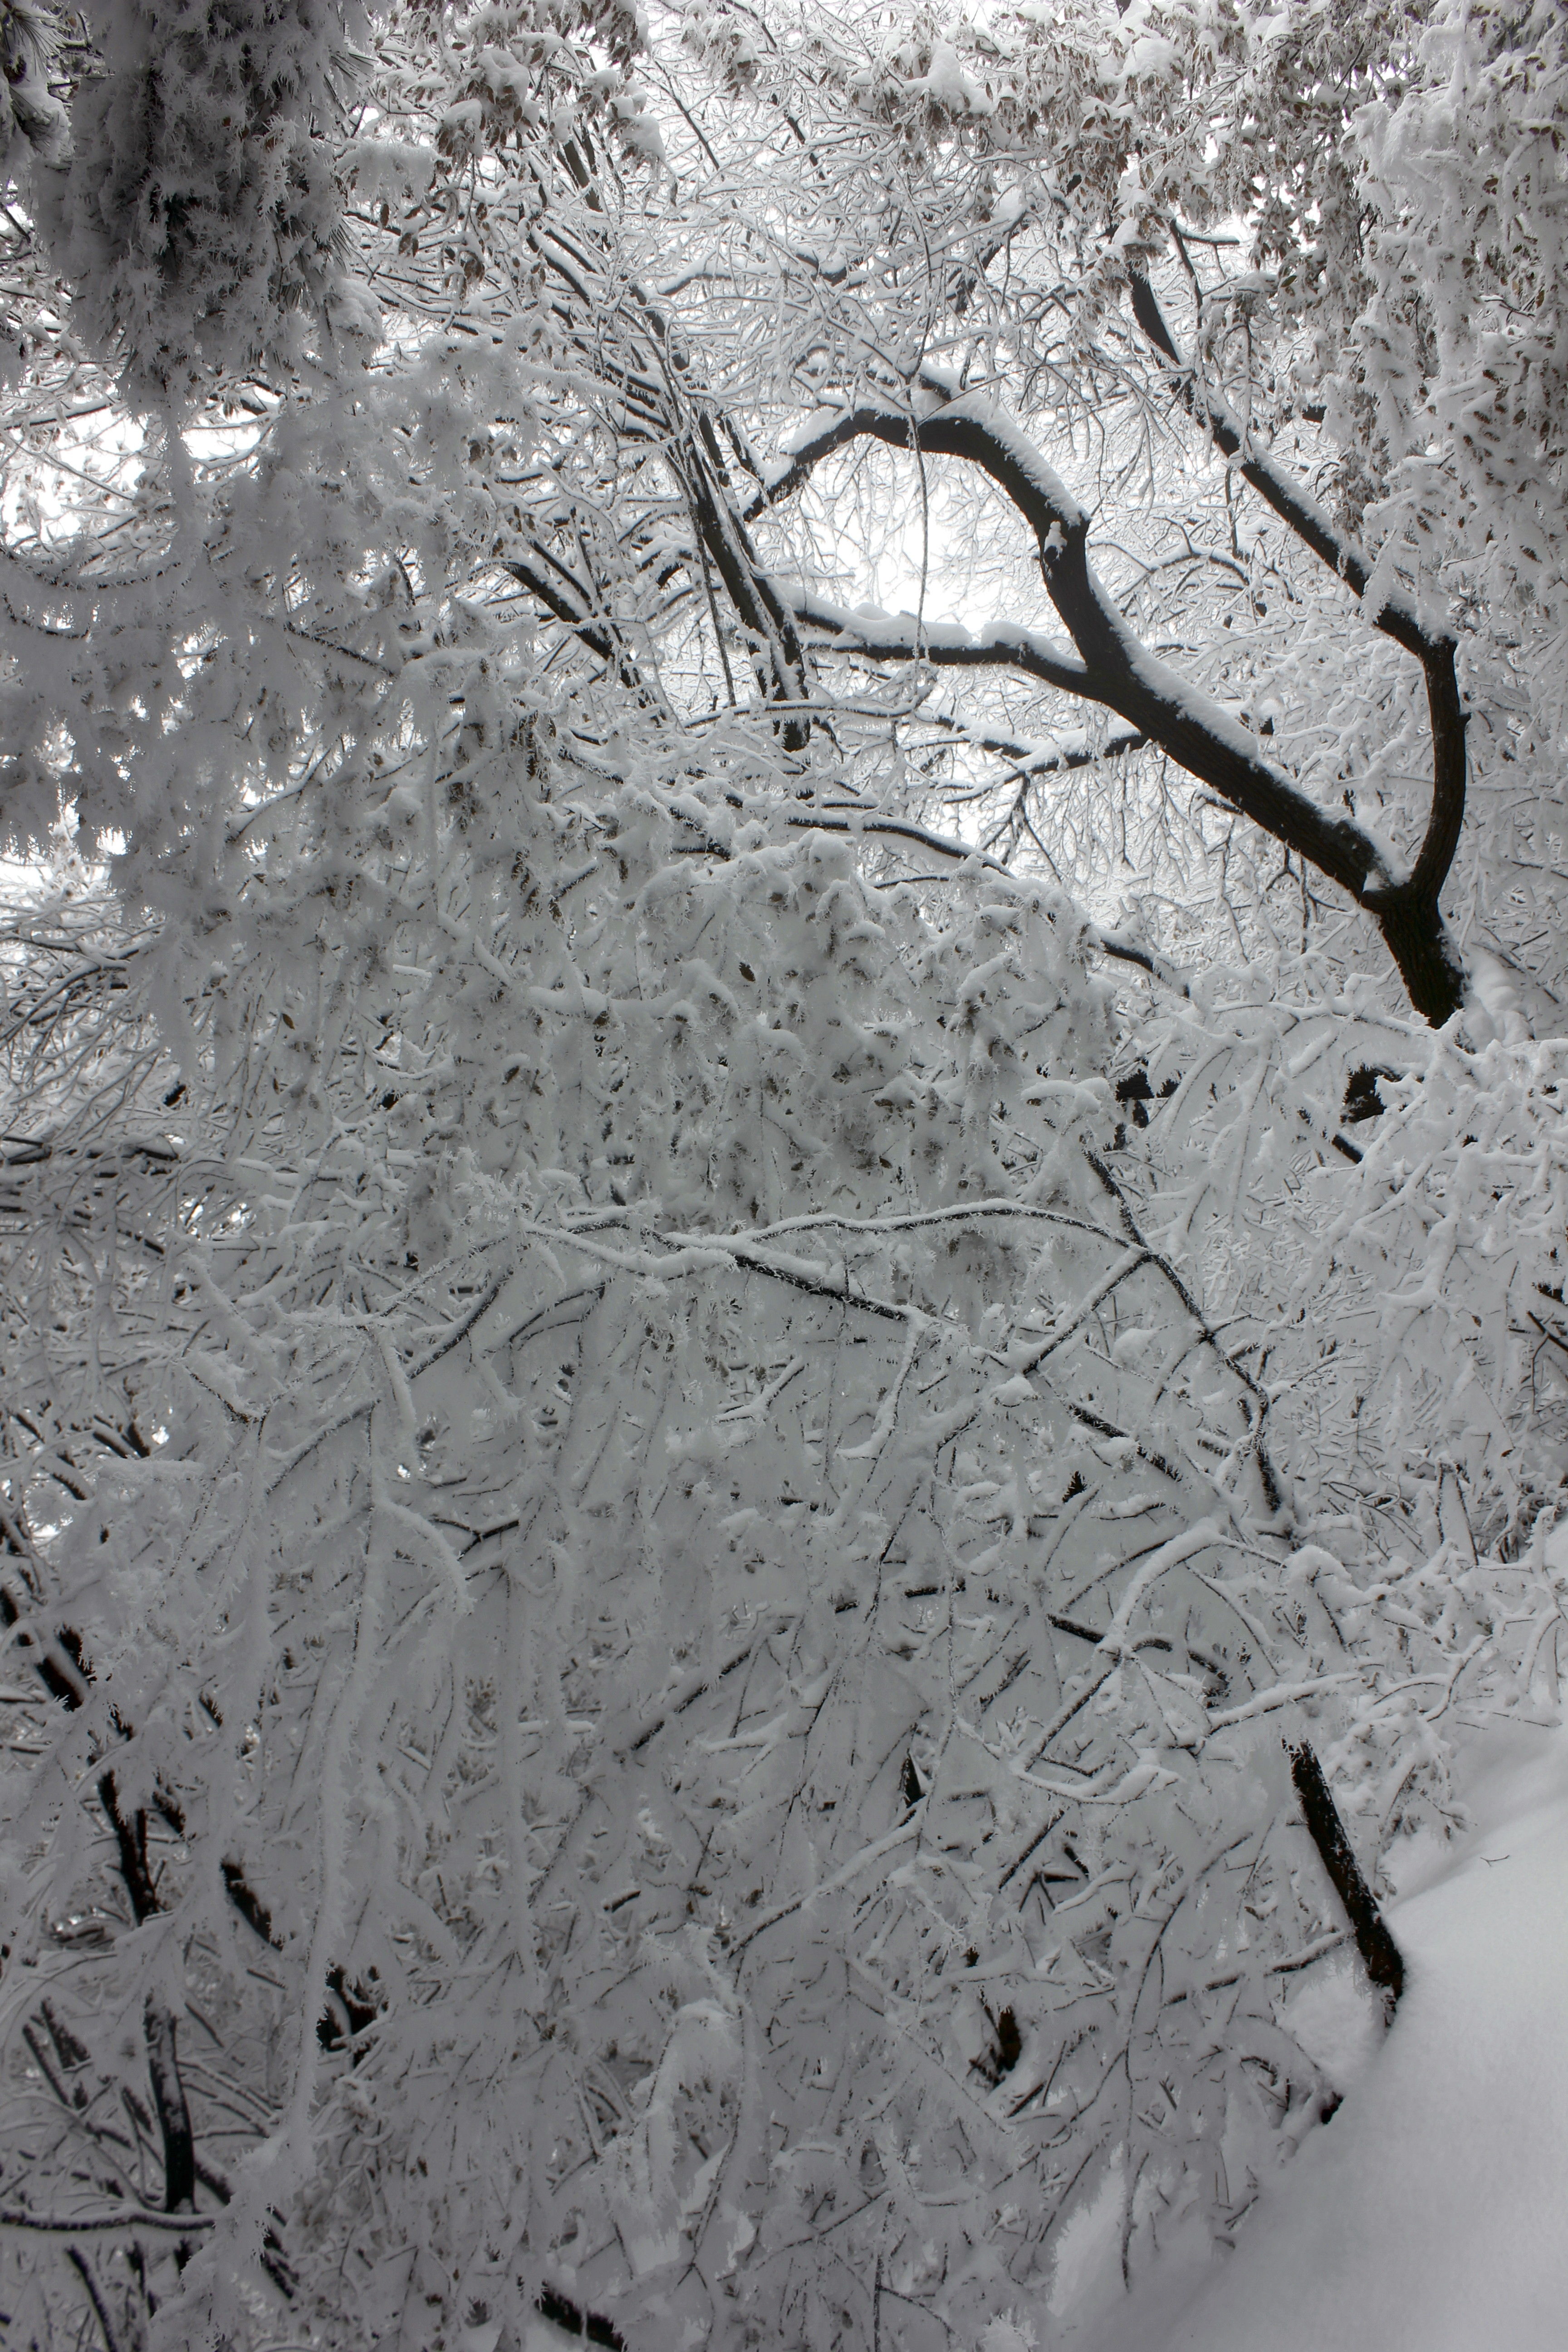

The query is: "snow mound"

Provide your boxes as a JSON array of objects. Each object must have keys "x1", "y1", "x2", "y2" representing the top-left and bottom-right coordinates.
[{"x1": 1078, "y1": 1719, "x2": 1568, "y2": 2352}]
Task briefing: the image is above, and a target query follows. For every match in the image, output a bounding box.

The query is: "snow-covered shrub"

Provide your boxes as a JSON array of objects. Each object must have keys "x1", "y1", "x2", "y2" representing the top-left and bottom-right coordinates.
[
  {"x1": 1, "y1": 5, "x2": 1565, "y2": 2348},
  {"x1": 43, "y1": 0, "x2": 369, "y2": 389},
  {"x1": 6, "y1": 669, "x2": 1561, "y2": 2347}
]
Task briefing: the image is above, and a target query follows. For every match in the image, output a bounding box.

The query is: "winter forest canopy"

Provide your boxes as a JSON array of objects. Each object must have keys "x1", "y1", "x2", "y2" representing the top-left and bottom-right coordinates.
[{"x1": 0, "y1": 1, "x2": 1565, "y2": 2347}]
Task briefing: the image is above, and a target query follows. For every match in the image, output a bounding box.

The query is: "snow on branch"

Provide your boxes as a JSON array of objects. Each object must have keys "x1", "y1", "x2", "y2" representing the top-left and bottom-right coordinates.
[{"x1": 757, "y1": 349, "x2": 1469, "y2": 1018}]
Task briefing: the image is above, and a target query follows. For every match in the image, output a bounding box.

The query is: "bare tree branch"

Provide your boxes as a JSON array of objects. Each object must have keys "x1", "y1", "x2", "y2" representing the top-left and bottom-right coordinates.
[
  {"x1": 1289, "y1": 1741, "x2": 1405, "y2": 2017},
  {"x1": 1129, "y1": 274, "x2": 1468, "y2": 1022}
]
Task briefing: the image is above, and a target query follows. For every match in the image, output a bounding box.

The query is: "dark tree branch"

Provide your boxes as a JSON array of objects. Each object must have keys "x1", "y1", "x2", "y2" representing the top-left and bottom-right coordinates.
[
  {"x1": 90, "y1": 1767, "x2": 197, "y2": 2216},
  {"x1": 490, "y1": 184, "x2": 1468, "y2": 1016},
  {"x1": 98, "y1": 1772, "x2": 158, "y2": 1924},
  {"x1": 1, "y1": 1560, "x2": 275, "y2": 2227},
  {"x1": 791, "y1": 589, "x2": 1093, "y2": 696},
  {"x1": 677, "y1": 440, "x2": 812, "y2": 748},
  {"x1": 1128, "y1": 274, "x2": 1432, "y2": 657},
  {"x1": 1093, "y1": 933, "x2": 1191, "y2": 995},
  {"x1": 510, "y1": 218, "x2": 818, "y2": 740},
  {"x1": 220, "y1": 1857, "x2": 279, "y2": 1946},
  {"x1": 778, "y1": 414, "x2": 1381, "y2": 879},
  {"x1": 65, "y1": 2247, "x2": 125, "y2": 2352},
  {"x1": 760, "y1": 387, "x2": 1089, "y2": 549},
  {"x1": 141, "y1": 1998, "x2": 196, "y2": 2215},
  {"x1": 536, "y1": 2281, "x2": 627, "y2": 2347},
  {"x1": 1129, "y1": 274, "x2": 1469, "y2": 1023},
  {"x1": 1289, "y1": 1740, "x2": 1405, "y2": 2016},
  {"x1": 0, "y1": 2209, "x2": 214, "y2": 2236},
  {"x1": 765, "y1": 364, "x2": 1469, "y2": 1023},
  {"x1": 499, "y1": 554, "x2": 645, "y2": 692}
]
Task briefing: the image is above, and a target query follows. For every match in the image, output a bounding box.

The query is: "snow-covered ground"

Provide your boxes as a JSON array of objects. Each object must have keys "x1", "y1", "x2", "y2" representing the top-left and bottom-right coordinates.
[{"x1": 1073, "y1": 1715, "x2": 1568, "y2": 2352}]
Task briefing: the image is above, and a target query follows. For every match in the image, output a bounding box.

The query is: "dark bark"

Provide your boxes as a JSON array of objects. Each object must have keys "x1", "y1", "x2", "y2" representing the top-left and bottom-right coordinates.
[
  {"x1": 500, "y1": 553, "x2": 633, "y2": 679},
  {"x1": 2, "y1": 1562, "x2": 275, "y2": 1951},
  {"x1": 98, "y1": 1771, "x2": 158, "y2": 1922},
  {"x1": 679, "y1": 441, "x2": 812, "y2": 748},
  {"x1": 1372, "y1": 884, "x2": 1469, "y2": 1029},
  {"x1": 767, "y1": 316, "x2": 1472, "y2": 1024},
  {"x1": 794, "y1": 592, "x2": 1094, "y2": 696},
  {"x1": 220, "y1": 1857, "x2": 279, "y2": 1945},
  {"x1": 0, "y1": 1566, "x2": 91, "y2": 1707},
  {"x1": 535, "y1": 2282, "x2": 627, "y2": 2347},
  {"x1": 1129, "y1": 274, "x2": 1469, "y2": 1024},
  {"x1": 1289, "y1": 1741, "x2": 1405, "y2": 2015},
  {"x1": 510, "y1": 178, "x2": 1462, "y2": 993},
  {"x1": 94, "y1": 1767, "x2": 199, "y2": 2215},
  {"x1": 1129, "y1": 274, "x2": 1427, "y2": 656},
  {"x1": 1043, "y1": 527, "x2": 1386, "y2": 895},
  {"x1": 316, "y1": 1967, "x2": 381, "y2": 2052},
  {"x1": 142, "y1": 1998, "x2": 196, "y2": 2214},
  {"x1": 513, "y1": 204, "x2": 817, "y2": 741},
  {"x1": 64, "y1": 2248, "x2": 125, "y2": 2352},
  {"x1": 0, "y1": 1551, "x2": 272, "y2": 2234}
]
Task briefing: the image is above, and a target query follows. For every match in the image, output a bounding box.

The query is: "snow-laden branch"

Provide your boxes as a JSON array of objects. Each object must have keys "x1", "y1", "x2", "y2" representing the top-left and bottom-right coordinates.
[
  {"x1": 758, "y1": 365, "x2": 1469, "y2": 1019},
  {"x1": 0, "y1": 2209, "x2": 215, "y2": 2237},
  {"x1": 1129, "y1": 274, "x2": 1469, "y2": 1017},
  {"x1": 788, "y1": 583, "x2": 1092, "y2": 696},
  {"x1": 1127, "y1": 276, "x2": 1447, "y2": 666}
]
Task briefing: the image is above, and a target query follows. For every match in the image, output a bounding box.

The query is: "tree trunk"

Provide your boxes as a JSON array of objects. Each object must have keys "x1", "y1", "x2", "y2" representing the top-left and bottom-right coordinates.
[{"x1": 1377, "y1": 895, "x2": 1468, "y2": 1028}]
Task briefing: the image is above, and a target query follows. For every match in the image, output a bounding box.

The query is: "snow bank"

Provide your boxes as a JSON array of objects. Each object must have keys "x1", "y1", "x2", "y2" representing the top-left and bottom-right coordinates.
[{"x1": 1076, "y1": 1717, "x2": 1568, "y2": 2352}]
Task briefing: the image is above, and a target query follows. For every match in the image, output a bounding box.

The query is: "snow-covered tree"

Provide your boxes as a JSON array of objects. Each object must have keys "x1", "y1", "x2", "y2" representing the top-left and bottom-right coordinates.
[{"x1": 0, "y1": 5, "x2": 1564, "y2": 2349}]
